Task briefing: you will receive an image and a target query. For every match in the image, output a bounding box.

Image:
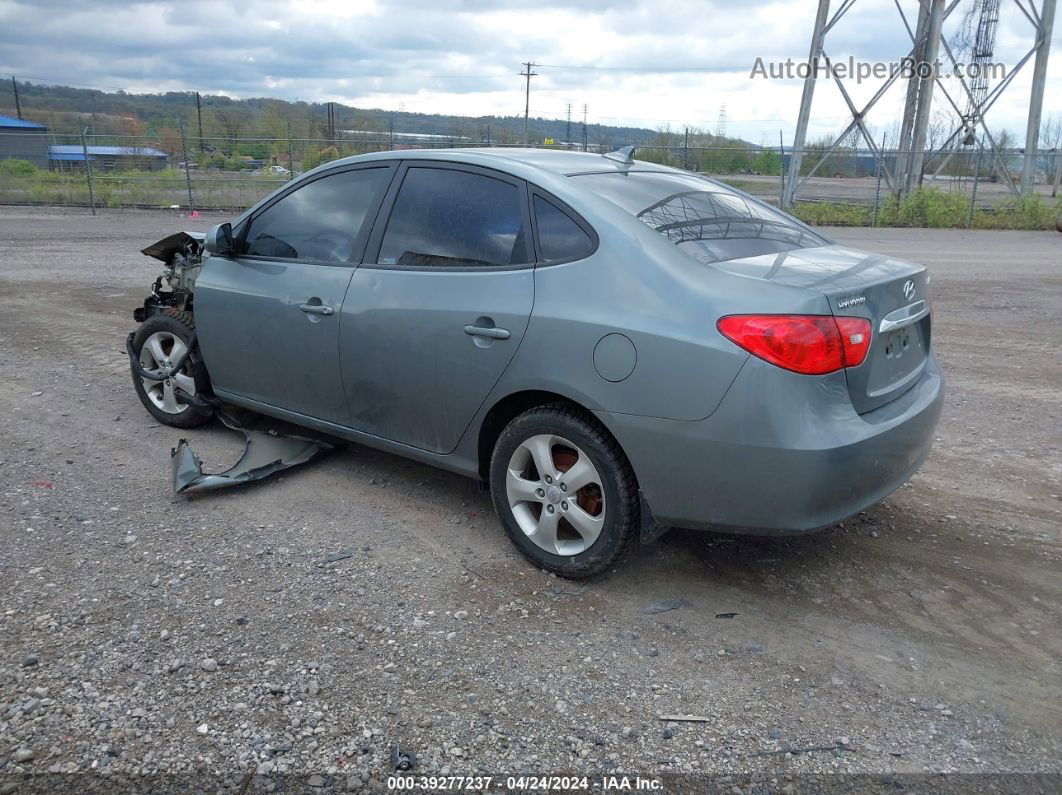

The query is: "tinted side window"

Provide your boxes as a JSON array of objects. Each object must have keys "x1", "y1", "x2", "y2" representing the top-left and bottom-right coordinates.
[
  {"x1": 533, "y1": 195, "x2": 594, "y2": 261},
  {"x1": 378, "y1": 167, "x2": 527, "y2": 267},
  {"x1": 242, "y1": 167, "x2": 389, "y2": 262}
]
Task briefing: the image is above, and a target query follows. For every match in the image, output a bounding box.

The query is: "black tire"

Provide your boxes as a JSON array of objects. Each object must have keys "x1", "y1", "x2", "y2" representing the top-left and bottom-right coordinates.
[
  {"x1": 489, "y1": 403, "x2": 640, "y2": 579},
  {"x1": 130, "y1": 310, "x2": 214, "y2": 429}
]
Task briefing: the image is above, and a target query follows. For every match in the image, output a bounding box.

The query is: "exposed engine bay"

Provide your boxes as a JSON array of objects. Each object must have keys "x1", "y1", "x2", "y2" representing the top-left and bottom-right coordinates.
[{"x1": 133, "y1": 230, "x2": 206, "y2": 322}]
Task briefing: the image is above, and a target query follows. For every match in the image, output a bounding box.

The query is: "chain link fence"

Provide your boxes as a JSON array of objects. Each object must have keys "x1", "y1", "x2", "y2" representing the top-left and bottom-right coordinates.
[{"x1": 1, "y1": 129, "x2": 1059, "y2": 228}]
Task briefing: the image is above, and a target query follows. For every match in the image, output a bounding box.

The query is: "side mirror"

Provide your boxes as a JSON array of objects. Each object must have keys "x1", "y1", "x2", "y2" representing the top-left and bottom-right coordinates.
[{"x1": 205, "y1": 222, "x2": 234, "y2": 256}]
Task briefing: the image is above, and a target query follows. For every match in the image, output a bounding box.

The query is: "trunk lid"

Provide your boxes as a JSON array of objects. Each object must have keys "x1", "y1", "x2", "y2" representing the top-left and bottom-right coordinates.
[{"x1": 712, "y1": 245, "x2": 931, "y2": 413}]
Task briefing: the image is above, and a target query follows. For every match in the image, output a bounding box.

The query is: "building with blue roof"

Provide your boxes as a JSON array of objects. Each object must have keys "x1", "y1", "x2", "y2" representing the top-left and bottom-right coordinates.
[
  {"x1": 48, "y1": 144, "x2": 170, "y2": 171},
  {"x1": 0, "y1": 114, "x2": 49, "y2": 168}
]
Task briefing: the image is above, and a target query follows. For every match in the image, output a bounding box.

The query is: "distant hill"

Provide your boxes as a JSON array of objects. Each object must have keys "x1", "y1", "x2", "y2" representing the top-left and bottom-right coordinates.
[{"x1": 1, "y1": 79, "x2": 664, "y2": 147}]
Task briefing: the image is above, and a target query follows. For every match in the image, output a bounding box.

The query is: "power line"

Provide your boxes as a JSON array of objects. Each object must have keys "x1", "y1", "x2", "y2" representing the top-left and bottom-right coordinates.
[
  {"x1": 9, "y1": 72, "x2": 513, "y2": 88},
  {"x1": 537, "y1": 63, "x2": 752, "y2": 73}
]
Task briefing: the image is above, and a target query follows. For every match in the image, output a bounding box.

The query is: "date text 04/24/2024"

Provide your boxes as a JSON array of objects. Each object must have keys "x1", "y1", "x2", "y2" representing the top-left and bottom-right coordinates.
[{"x1": 386, "y1": 775, "x2": 662, "y2": 791}]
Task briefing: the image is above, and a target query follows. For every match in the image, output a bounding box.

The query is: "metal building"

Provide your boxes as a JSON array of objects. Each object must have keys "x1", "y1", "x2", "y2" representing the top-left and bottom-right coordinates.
[
  {"x1": 48, "y1": 144, "x2": 169, "y2": 171},
  {"x1": 0, "y1": 114, "x2": 49, "y2": 169}
]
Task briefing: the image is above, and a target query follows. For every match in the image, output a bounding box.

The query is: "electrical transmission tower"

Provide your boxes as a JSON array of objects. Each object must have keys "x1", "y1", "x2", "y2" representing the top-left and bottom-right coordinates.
[
  {"x1": 783, "y1": 0, "x2": 1055, "y2": 207},
  {"x1": 566, "y1": 103, "x2": 572, "y2": 146},
  {"x1": 716, "y1": 104, "x2": 727, "y2": 138},
  {"x1": 929, "y1": 0, "x2": 1002, "y2": 181},
  {"x1": 966, "y1": 0, "x2": 1002, "y2": 132}
]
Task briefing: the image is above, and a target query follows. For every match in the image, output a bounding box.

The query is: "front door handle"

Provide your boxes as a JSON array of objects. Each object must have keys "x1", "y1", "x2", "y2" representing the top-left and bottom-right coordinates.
[
  {"x1": 464, "y1": 324, "x2": 510, "y2": 340},
  {"x1": 299, "y1": 301, "x2": 334, "y2": 316}
]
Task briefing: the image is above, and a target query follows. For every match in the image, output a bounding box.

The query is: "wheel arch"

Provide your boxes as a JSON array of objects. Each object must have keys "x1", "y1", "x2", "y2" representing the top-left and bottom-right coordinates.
[
  {"x1": 476, "y1": 390, "x2": 637, "y2": 490},
  {"x1": 476, "y1": 389, "x2": 666, "y2": 546}
]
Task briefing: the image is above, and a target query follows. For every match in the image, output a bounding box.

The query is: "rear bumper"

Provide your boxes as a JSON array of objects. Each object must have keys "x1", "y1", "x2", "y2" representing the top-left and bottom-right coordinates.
[{"x1": 596, "y1": 353, "x2": 944, "y2": 534}]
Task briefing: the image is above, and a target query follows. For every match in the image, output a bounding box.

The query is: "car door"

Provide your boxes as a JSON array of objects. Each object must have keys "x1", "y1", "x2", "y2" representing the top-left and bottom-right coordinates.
[
  {"x1": 339, "y1": 162, "x2": 535, "y2": 453},
  {"x1": 195, "y1": 163, "x2": 394, "y2": 424}
]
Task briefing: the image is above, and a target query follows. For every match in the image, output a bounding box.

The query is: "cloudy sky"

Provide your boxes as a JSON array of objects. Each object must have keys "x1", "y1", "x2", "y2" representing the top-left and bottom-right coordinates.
[{"x1": 1, "y1": 0, "x2": 1058, "y2": 144}]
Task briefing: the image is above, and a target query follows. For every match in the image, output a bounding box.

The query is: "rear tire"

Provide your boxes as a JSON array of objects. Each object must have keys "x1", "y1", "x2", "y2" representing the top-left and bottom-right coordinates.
[
  {"x1": 489, "y1": 404, "x2": 639, "y2": 578},
  {"x1": 130, "y1": 311, "x2": 214, "y2": 429}
]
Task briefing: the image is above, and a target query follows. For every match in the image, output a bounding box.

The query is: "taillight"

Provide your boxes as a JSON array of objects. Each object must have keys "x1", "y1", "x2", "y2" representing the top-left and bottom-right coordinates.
[
  {"x1": 833, "y1": 316, "x2": 872, "y2": 368},
  {"x1": 717, "y1": 314, "x2": 872, "y2": 375}
]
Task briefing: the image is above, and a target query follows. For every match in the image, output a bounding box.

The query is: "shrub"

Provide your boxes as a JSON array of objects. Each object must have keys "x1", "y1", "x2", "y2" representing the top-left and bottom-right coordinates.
[
  {"x1": 975, "y1": 194, "x2": 1062, "y2": 230},
  {"x1": 0, "y1": 158, "x2": 39, "y2": 177},
  {"x1": 877, "y1": 188, "x2": 970, "y2": 228}
]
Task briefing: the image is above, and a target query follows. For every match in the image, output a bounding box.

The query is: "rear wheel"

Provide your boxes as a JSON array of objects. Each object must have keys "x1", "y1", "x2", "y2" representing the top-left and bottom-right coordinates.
[
  {"x1": 130, "y1": 312, "x2": 214, "y2": 429},
  {"x1": 490, "y1": 404, "x2": 639, "y2": 578}
]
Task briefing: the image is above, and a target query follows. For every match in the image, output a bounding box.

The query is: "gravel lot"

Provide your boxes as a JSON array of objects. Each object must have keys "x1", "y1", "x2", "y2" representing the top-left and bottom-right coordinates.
[{"x1": 1, "y1": 207, "x2": 1060, "y2": 792}]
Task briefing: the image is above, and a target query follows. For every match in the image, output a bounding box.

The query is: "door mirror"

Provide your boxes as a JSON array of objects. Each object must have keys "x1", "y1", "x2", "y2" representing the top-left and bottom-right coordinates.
[{"x1": 205, "y1": 223, "x2": 234, "y2": 256}]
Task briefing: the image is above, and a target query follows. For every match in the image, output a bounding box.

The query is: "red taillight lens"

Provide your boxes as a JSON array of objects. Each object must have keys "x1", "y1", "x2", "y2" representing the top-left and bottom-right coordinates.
[{"x1": 717, "y1": 314, "x2": 872, "y2": 375}]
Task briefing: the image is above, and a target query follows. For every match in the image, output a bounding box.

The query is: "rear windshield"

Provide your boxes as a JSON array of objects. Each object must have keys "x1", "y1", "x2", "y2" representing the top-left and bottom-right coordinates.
[{"x1": 572, "y1": 171, "x2": 827, "y2": 265}]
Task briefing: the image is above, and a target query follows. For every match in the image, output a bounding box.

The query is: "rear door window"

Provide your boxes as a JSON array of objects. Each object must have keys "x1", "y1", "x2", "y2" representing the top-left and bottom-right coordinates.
[
  {"x1": 533, "y1": 195, "x2": 595, "y2": 262},
  {"x1": 377, "y1": 167, "x2": 529, "y2": 267},
  {"x1": 242, "y1": 167, "x2": 390, "y2": 262}
]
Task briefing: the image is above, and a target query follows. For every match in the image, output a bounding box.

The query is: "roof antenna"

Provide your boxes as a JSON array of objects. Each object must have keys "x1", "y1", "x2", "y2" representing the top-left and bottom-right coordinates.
[{"x1": 602, "y1": 145, "x2": 636, "y2": 164}]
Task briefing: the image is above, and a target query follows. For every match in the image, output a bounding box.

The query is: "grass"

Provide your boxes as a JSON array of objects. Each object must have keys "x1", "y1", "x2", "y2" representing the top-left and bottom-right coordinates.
[
  {"x1": 790, "y1": 201, "x2": 871, "y2": 227},
  {"x1": 0, "y1": 159, "x2": 287, "y2": 210},
  {"x1": 790, "y1": 188, "x2": 1061, "y2": 231}
]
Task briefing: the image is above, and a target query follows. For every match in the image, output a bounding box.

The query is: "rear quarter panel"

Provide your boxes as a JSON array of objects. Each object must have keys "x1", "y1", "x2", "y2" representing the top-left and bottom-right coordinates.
[{"x1": 497, "y1": 197, "x2": 830, "y2": 421}]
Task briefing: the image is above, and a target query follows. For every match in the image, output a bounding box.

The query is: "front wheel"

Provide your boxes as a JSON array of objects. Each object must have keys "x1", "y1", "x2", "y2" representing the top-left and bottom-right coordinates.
[
  {"x1": 130, "y1": 311, "x2": 214, "y2": 429},
  {"x1": 489, "y1": 404, "x2": 640, "y2": 578}
]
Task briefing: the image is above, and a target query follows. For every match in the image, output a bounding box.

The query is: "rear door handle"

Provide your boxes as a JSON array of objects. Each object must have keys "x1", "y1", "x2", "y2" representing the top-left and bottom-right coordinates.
[
  {"x1": 299, "y1": 302, "x2": 334, "y2": 316},
  {"x1": 464, "y1": 324, "x2": 510, "y2": 340}
]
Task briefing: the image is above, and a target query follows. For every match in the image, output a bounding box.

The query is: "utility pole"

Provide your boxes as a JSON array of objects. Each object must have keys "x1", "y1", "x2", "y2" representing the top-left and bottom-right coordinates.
[
  {"x1": 566, "y1": 103, "x2": 572, "y2": 147},
  {"x1": 195, "y1": 91, "x2": 205, "y2": 152},
  {"x1": 388, "y1": 116, "x2": 394, "y2": 151},
  {"x1": 286, "y1": 122, "x2": 294, "y2": 180},
  {"x1": 520, "y1": 61, "x2": 537, "y2": 146},
  {"x1": 581, "y1": 104, "x2": 588, "y2": 152},
  {"x1": 11, "y1": 76, "x2": 21, "y2": 119},
  {"x1": 1021, "y1": 0, "x2": 1056, "y2": 194}
]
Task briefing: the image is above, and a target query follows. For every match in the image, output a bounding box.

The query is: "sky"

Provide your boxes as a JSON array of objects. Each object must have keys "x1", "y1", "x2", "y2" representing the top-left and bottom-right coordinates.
[{"x1": 0, "y1": 0, "x2": 1059, "y2": 146}]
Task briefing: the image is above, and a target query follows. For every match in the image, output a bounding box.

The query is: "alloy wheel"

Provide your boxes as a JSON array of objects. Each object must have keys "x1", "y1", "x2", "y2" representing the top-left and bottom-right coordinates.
[
  {"x1": 505, "y1": 434, "x2": 606, "y2": 556},
  {"x1": 139, "y1": 331, "x2": 196, "y2": 415}
]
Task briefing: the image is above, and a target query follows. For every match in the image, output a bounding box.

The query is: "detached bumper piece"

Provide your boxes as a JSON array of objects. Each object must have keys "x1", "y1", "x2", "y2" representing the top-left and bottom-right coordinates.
[{"x1": 172, "y1": 407, "x2": 335, "y2": 494}]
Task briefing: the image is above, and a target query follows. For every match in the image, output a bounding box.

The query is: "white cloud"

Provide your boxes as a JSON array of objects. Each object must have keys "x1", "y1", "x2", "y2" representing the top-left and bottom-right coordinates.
[{"x1": 0, "y1": 0, "x2": 1057, "y2": 143}]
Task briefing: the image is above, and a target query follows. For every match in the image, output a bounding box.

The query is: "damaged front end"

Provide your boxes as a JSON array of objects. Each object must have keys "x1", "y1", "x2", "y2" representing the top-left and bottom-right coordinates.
[
  {"x1": 134, "y1": 230, "x2": 205, "y2": 323},
  {"x1": 129, "y1": 229, "x2": 337, "y2": 493}
]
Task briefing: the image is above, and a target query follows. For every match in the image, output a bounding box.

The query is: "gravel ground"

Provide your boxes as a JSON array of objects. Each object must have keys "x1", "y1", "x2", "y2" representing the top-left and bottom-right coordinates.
[{"x1": 0, "y1": 207, "x2": 1060, "y2": 793}]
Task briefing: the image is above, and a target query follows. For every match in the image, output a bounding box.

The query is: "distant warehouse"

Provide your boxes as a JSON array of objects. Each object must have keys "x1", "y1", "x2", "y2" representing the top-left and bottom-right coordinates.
[
  {"x1": 49, "y1": 144, "x2": 169, "y2": 171},
  {"x1": 0, "y1": 114, "x2": 49, "y2": 169}
]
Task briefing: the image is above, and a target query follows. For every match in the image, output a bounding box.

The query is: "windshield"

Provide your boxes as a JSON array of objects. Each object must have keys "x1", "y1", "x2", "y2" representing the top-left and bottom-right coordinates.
[{"x1": 573, "y1": 171, "x2": 827, "y2": 265}]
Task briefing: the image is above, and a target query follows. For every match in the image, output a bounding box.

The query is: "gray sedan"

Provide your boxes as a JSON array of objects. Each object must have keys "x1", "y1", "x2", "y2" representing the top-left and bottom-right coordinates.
[{"x1": 128, "y1": 147, "x2": 943, "y2": 578}]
